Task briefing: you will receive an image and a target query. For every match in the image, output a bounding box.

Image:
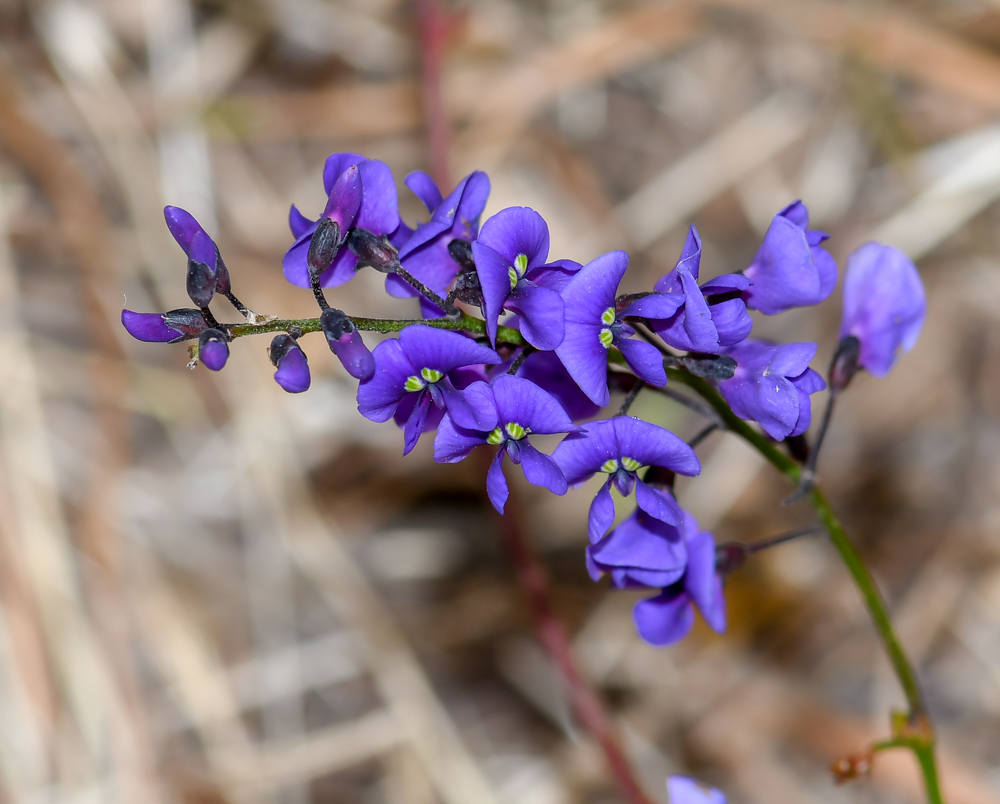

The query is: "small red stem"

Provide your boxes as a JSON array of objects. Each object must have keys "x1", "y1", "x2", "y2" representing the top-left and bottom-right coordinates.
[
  {"x1": 495, "y1": 491, "x2": 655, "y2": 804},
  {"x1": 415, "y1": 0, "x2": 451, "y2": 190}
]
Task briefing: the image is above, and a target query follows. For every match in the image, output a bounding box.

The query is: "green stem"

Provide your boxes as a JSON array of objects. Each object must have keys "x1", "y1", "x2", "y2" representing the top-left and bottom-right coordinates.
[{"x1": 665, "y1": 367, "x2": 941, "y2": 804}]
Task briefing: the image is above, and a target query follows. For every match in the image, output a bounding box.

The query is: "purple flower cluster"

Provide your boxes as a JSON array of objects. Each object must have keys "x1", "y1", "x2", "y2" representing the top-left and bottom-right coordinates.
[{"x1": 121, "y1": 151, "x2": 927, "y2": 649}]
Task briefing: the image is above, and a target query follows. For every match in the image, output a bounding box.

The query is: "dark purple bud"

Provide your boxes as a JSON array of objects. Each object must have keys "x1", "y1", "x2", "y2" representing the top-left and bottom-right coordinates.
[
  {"x1": 320, "y1": 308, "x2": 374, "y2": 380},
  {"x1": 198, "y1": 329, "x2": 229, "y2": 371},
  {"x1": 186, "y1": 258, "x2": 215, "y2": 308},
  {"x1": 347, "y1": 228, "x2": 399, "y2": 273},
  {"x1": 715, "y1": 542, "x2": 747, "y2": 576},
  {"x1": 447, "y1": 238, "x2": 475, "y2": 272},
  {"x1": 162, "y1": 308, "x2": 210, "y2": 339},
  {"x1": 681, "y1": 353, "x2": 737, "y2": 381},
  {"x1": 452, "y1": 270, "x2": 483, "y2": 307},
  {"x1": 269, "y1": 334, "x2": 310, "y2": 393},
  {"x1": 308, "y1": 218, "x2": 341, "y2": 278},
  {"x1": 214, "y1": 252, "x2": 232, "y2": 296},
  {"x1": 829, "y1": 335, "x2": 861, "y2": 395},
  {"x1": 121, "y1": 309, "x2": 183, "y2": 343}
]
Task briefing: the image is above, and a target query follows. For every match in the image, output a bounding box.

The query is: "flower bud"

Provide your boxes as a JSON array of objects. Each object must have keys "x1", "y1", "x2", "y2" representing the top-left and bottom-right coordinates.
[
  {"x1": 320, "y1": 308, "x2": 374, "y2": 380},
  {"x1": 828, "y1": 334, "x2": 861, "y2": 395},
  {"x1": 681, "y1": 353, "x2": 737, "y2": 381},
  {"x1": 198, "y1": 328, "x2": 229, "y2": 371},
  {"x1": 162, "y1": 308, "x2": 210, "y2": 338},
  {"x1": 186, "y1": 258, "x2": 215, "y2": 308},
  {"x1": 121, "y1": 309, "x2": 184, "y2": 343},
  {"x1": 308, "y1": 218, "x2": 341, "y2": 278},
  {"x1": 269, "y1": 334, "x2": 310, "y2": 393},
  {"x1": 347, "y1": 227, "x2": 399, "y2": 273}
]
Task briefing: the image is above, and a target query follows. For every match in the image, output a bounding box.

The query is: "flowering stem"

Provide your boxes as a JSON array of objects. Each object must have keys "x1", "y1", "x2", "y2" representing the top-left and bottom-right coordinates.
[
  {"x1": 393, "y1": 265, "x2": 456, "y2": 314},
  {"x1": 663, "y1": 367, "x2": 942, "y2": 804}
]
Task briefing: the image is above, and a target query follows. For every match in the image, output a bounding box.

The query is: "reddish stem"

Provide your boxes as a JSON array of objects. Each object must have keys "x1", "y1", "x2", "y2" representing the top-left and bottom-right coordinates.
[
  {"x1": 495, "y1": 494, "x2": 655, "y2": 804},
  {"x1": 415, "y1": 0, "x2": 451, "y2": 189}
]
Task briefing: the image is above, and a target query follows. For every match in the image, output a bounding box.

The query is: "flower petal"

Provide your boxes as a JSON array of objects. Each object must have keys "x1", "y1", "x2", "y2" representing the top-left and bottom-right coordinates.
[
  {"x1": 633, "y1": 590, "x2": 694, "y2": 646},
  {"x1": 486, "y1": 450, "x2": 509, "y2": 513},
  {"x1": 588, "y1": 480, "x2": 616, "y2": 543},
  {"x1": 611, "y1": 417, "x2": 701, "y2": 477},
  {"x1": 471, "y1": 241, "x2": 513, "y2": 346},
  {"x1": 402, "y1": 393, "x2": 432, "y2": 455},
  {"x1": 404, "y1": 170, "x2": 443, "y2": 214},
  {"x1": 357, "y1": 339, "x2": 415, "y2": 422},
  {"x1": 518, "y1": 441, "x2": 568, "y2": 496},
  {"x1": 553, "y1": 421, "x2": 619, "y2": 485},
  {"x1": 490, "y1": 374, "x2": 577, "y2": 435},
  {"x1": 433, "y1": 411, "x2": 488, "y2": 463},
  {"x1": 506, "y1": 284, "x2": 565, "y2": 350},
  {"x1": 615, "y1": 336, "x2": 666, "y2": 387},
  {"x1": 476, "y1": 206, "x2": 550, "y2": 268},
  {"x1": 634, "y1": 480, "x2": 682, "y2": 526},
  {"x1": 684, "y1": 527, "x2": 725, "y2": 633}
]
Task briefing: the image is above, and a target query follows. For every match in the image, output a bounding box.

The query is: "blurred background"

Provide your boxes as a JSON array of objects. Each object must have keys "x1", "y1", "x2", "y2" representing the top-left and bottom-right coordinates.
[{"x1": 0, "y1": 0, "x2": 998, "y2": 802}]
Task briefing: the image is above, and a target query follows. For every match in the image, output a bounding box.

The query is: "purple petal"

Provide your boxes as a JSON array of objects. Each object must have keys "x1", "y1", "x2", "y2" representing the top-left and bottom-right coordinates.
[
  {"x1": 506, "y1": 284, "x2": 565, "y2": 350},
  {"x1": 329, "y1": 329, "x2": 375, "y2": 380},
  {"x1": 402, "y1": 394, "x2": 432, "y2": 455},
  {"x1": 526, "y1": 259, "x2": 583, "y2": 292},
  {"x1": 283, "y1": 229, "x2": 318, "y2": 289},
  {"x1": 611, "y1": 417, "x2": 701, "y2": 477},
  {"x1": 472, "y1": 241, "x2": 514, "y2": 346},
  {"x1": 700, "y1": 273, "x2": 751, "y2": 294},
  {"x1": 322, "y1": 164, "x2": 362, "y2": 231},
  {"x1": 288, "y1": 204, "x2": 315, "y2": 239},
  {"x1": 555, "y1": 320, "x2": 610, "y2": 407},
  {"x1": 588, "y1": 480, "x2": 616, "y2": 543},
  {"x1": 615, "y1": 336, "x2": 667, "y2": 387},
  {"x1": 188, "y1": 229, "x2": 218, "y2": 272},
  {"x1": 562, "y1": 250, "x2": 629, "y2": 325},
  {"x1": 357, "y1": 339, "x2": 415, "y2": 422},
  {"x1": 274, "y1": 347, "x2": 310, "y2": 394},
  {"x1": 518, "y1": 441, "x2": 567, "y2": 496},
  {"x1": 707, "y1": 298, "x2": 753, "y2": 348},
  {"x1": 355, "y1": 159, "x2": 400, "y2": 235},
  {"x1": 841, "y1": 243, "x2": 926, "y2": 377},
  {"x1": 433, "y1": 410, "x2": 489, "y2": 463},
  {"x1": 200, "y1": 338, "x2": 229, "y2": 371},
  {"x1": 684, "y1": 528, "x2": 725, "y2": 633},
  {"x1": 476, "y1": 207, "x2": 550, "y2": 268},
  {"x1": 667, "y1": 776, "x2": 727, "y2": 804},
  {"x1": 813, "y1": 244, "x2": 838, "y2": 299},
  {"x1": 121, "y1": 309, "x2": 182, "y2": 342},
  {"x1": 654, "y1": 226, "x2": 702, "y2": 294},
  {"x1": 634, "y1": 480, "x2": 682, "y2": 526},
  {"x1": 454, "y1": 171, "x2": 491, "y2": 235},
  {"x1": 678, "y1": 269, "x2": 719, "y2": 352},
  {"x1": 490, "y1": 374, "x2": 577, "y2": 435},
  {"x1": 743, "y1": 214, "x2": 821, "y2": 315},
  {"x1": 163, "y1": 205, "x2": 206, "y2": 254},
  {"x1": 321, "y1": 152, "x2": 364, "y2": 194},
  {"x1": 633, "y1": 590, "x2": 694, "y2": 646},
  {"x1": 399, "y1": 325, "x2": 501, "y2": 373},
  {"x1": 515, "y1": 351, "x2": 600, "y2": 422},
  {"x1": 590, "y1": 512, "x2": 687, "y2": 575},
  {"x1": 778, "y1": 199, "x2": 809, "y2": 229},
  {"x1": 619, "y1": 292, "x2": 685, "y2": 321},
  {"x1": 439, "y1": 379, "x2": 498, "y2": 431},
  {"x1": 486, "y1": 450, "x2": 509, "y2": 513},
  {"x1": 553, "y1": 421, "x2": 620, "y2": 484},
  {"x1": 405, "y1": 170, "x2": 443, "y2": 214}
]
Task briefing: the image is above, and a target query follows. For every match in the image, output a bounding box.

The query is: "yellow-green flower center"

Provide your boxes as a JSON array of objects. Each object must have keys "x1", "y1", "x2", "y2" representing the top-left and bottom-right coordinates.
[
  {"x1": 601, "y1": 306, "x2": 616, "y2": 326},
  {"x1": 599, "y1": 328, "x2": 614, "y2": 348},
  {"x1": 600, "y1": 456, "x2": 642, "y2": 473},
  {"x1": 487, "y1": 427, "x2": 504, "y2": 445},
  {"x1": 505, "y1": 422, "x2": 527, "y2": 440},
  {"x1": 487, "y1": 422, "x2": 528, "y2": 444},
  {"x1": 405, "y1": 367, "x2": 444, "y2": 392},
  {"x1": 508, "y1": 253, "x2": 529, "y2": 290},
  {"x1": 420, "y1": 367, "x2": 444, "y2": 383}
]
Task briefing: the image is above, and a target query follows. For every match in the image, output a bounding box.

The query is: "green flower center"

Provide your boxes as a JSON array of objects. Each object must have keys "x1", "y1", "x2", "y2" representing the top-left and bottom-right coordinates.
[
  {"x1": 601, "y1": 306, "x2": 616, "y2": 326},
  {"x1": 487, "y1": 422, "x2": 528, "y2": 445},
  {"x1": 600, "y1": 456, "x2": 642, "y2": 473},
  {"x1": 505, "y1": 422, "x2": 527, "y2": 440},
  {"x1": 599, "y1": 328, "x2": 614, "y2": 348},
  {"x1": 509, "y1": 253, "x2": 529, "y2": 290},
  {"x1": 404, "y1": 367, "x2": 444, "y2": 392},
  {"x1": 487, "y1": 427, "x2": 504, "y2": 445}
]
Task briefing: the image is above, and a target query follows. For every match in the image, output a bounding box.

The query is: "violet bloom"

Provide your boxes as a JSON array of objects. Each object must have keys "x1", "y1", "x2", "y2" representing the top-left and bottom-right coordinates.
[
  {"x1": 358, "y1": 325, "x2": 501, "y2": 455},
  {"x1": 650, "y1": 226, "x2": 752, "y2": 353},
  {"x1": 633, "y1": 522, "x2": 725, "y2": 647},
  {"x1": 553, "y1": 417, "x2": 700, "y2": 543},
  {"x1": 386, "y1": 171, "x2": 490, "y2": 315},
  {"x1": 718, "y1": 340, "x2": 825, "y2": 441},
  {"x1": 587, "y1": 508, "x2": 690, "y2": 590},
  {"x1": 164, "y1": 206, "x2": 231, "y2": 307},
  {"x1": 269, "y1": 334, "x2": 310, "y2": 394},
  {"x1": 320, "y1": 308, "x2": 375, "y2": 381},
  {"x1": 122, "y1": 309, "x2": 185, "y2": 342},
  {"x1": 841, "y1": 243, "x2": 926, "y2": 377},
  {"x1": 742, "y1": 200, "x2": 837, "y2": 315},
  {"x1": 198, "y1": 329, "x2": 229, "y2": 372},
  {"x1": 284, "y1": 153, "x2": 400, "y2": 289},
  {"x1": 667, "y1": 777, "x2": 727, "y2": 804},
  {"x1": 473, "y1": 207, "x2": 575, "y2": 350},
  {"x1": 434, "y1": 375, "x2": 577, "y2": 514},
  {"x1": 556, "y1": 251, "x2": 680, "y2": 407}
]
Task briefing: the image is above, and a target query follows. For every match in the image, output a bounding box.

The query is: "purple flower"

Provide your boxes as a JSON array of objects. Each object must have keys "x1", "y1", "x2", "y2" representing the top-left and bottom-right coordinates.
[
  {"x1": 586, "y1": 508, "x2": 690, "y2": 590},
  {"x1": 122, "y1": 309, "x2": 184, "y2": 342},
  {"x1": 841, "y1": 243, "x2": 925, "y2": 378},
  {"x1": 386, "y1": 171, "x2": 491, "y2": 316},
  {"x1": 434, "y1": 375, "x2": 577, "y2": 514},
  {"x1": 515, "y1": 351, "x2": 600, "y2": 422},
  {"x1": 165, "y1": 206, "x2": 231, "y2": 307},
  {"x1": 284, "y1": 153, "x2": 400, "y2": 289},
  {"x1": 553, "y1": 417, "x2": 700, "y2": 543},
  {"x1": 358, "y1": 325, "x2": 502, "y2": 455},
  {"x1": 718, "y1": 340, "x2": 825, "y2": 441},
  {"x1": 742, "y1": 200, "x2": 837, "y2": 315},
  {"x1": 473, "y1": 207, "x2": 575, "y2": 350},
  {"x1": 633, "y1": 523, "x2": 725, "y2": 647},
  {"x1": 667, "y1": 777, "x2": 727, "y2": 804},
  {"x1": 556, "y1": 251, "x2": 679, "y2": 407},
  {"x1": 650, "y1": 226, "x2": 752, "y2": 354},
  {"x1": 269, "y1": 334, "x2": 310, "y2": 394},
  {"x1": 320, "y1": 308, "x2": 375, "y2": 381}
]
